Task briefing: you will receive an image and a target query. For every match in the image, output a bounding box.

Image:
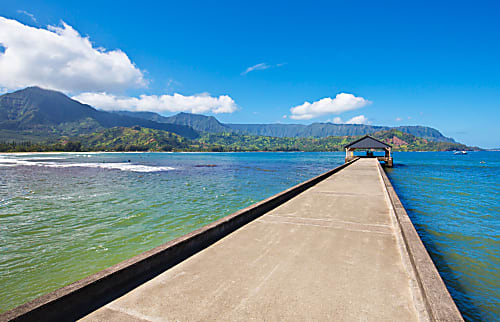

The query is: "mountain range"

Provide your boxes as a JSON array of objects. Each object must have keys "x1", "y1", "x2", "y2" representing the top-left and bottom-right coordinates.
[
  {"x1": 111, "y1": 111, "x2": 455, "y2": 143},
  {"x1": 0, "y1": 87, "x2": 457, "y2": 146}
]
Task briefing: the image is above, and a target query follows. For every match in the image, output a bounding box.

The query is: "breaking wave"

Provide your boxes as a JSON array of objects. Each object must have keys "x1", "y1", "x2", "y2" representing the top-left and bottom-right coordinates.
[{"x1": 0, "y1": 157, "x2": 175, "y2": 173}]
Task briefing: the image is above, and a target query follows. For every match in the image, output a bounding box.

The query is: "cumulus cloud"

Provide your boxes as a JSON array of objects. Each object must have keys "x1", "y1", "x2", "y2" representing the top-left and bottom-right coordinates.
[
  {"x1": 0, "y1": 17, "x2": 145, "y2": 93},
  {"x1": 241, "y1": 62, "x2": 286, "y2": 75},
  {"x1": 73, "y1": 92, "x2": 238, "y2": 114},
  {"x1": 328, "y1": 115, "x2": 370, "y2": 124},
  {"x1": 289, "y1": 93, "x2": 370, "y2": 120},
  {"x1": 345, "y1": 115, "x2": 369, "y2": 124}
]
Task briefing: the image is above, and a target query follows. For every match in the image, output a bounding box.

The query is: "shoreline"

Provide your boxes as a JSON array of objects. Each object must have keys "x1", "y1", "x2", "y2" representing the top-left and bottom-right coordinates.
[{"x1": 0, "y1": 150, "x2": 487, "y2": 155}]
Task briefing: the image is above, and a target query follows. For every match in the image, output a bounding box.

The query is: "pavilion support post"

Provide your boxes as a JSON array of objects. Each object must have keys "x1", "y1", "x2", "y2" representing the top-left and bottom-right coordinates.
[
  {"x1": 345, "y1": 148, "x2": 355, "y2": 163},
  {"x1": 385, "y1": 148, "x2": 393, "y2": 167}
]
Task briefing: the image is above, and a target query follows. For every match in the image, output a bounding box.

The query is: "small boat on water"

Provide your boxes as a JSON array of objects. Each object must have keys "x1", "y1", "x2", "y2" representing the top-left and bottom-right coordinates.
[{"x1": 453, "y1": 151, "x2": 468, "y2": 155}]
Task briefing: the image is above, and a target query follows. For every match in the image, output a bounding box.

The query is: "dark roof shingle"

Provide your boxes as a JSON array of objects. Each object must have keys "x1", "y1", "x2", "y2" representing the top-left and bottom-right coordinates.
[{"x1": 344, "y1": 135, "x2": 391, "y2": 149}]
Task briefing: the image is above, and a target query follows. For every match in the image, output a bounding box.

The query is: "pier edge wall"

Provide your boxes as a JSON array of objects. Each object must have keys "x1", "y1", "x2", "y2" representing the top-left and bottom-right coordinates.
[{"x1": 378, "y1": 163, "x2": 463, "y2": 322}]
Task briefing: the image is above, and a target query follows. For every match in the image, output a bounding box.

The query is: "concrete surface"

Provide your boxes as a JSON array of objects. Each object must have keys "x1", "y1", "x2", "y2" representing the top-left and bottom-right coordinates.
[{"x1": 81, "y1": 159, "x2": 430, "y2": 321}]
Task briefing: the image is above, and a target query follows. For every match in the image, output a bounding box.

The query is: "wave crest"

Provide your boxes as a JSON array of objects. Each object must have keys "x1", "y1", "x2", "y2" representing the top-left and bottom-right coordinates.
[{"x1": 0, "y1": 157, "x2": 175, "y2": 173}]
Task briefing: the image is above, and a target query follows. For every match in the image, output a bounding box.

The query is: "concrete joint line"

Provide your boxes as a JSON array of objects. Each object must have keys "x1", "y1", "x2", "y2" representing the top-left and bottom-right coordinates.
[
  {"x1": 256, "y1": 218, "x2": 393, "y2": 235},
  {"x1": 105, "y1": 305, "x2": 157, "y2": 322},
  {"x1": 265, "y1": 213, "x2": 392, "y2": 228},
  {"x1": 312, "y1": 190, "x2": 385, "y2": 197}
]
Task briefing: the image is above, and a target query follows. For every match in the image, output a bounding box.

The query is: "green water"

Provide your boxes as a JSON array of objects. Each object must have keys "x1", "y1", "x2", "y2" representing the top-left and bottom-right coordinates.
[
  {"x1": 0, "y1": 152, "x2": 344, "y2": 313},
  {"x1": 0, "y1": 151, "x2": 498, "y2": 321}
]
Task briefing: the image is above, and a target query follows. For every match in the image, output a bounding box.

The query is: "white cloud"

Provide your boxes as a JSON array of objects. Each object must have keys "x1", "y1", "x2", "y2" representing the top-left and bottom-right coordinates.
[
  {"x1": 345, "y1": 115, "x2": 369, "y2": 124},
  {"x1": 289, "y1": 93, "x2": 370, "y2": 120},
  {"x1": 0, "y1": 17, "x2": 145, "y2": 93},
  {"x1": 241, "y1": 62, "x2": 286, "y2": 75},
  {"x1": 17, "y1": 10, "x2": 37, "y2": 22},
  {"x1": 332, "y1": 117, "x2": 342, "y2": 124},
  {"x1": 73, "y1": 92, "x2": 238, "y2": 114},
  {"x1": 328, "y1": 115, "x2": 369, "y2": 124},
  {"x1": 242, "y1": 63, "x2": 270, "y2": 75},
  {"x1": 395, "y1": 117, "x2": 402, "y2": 121}
]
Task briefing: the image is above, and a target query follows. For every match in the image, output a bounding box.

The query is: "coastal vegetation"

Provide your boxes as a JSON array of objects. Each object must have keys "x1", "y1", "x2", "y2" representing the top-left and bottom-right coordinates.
[
  {"x1": 0, "y1": 127, "x2": 475, "y2": 153},
  {"x1": 0, "y1": 87, "x2": 478, "y2": 153}
]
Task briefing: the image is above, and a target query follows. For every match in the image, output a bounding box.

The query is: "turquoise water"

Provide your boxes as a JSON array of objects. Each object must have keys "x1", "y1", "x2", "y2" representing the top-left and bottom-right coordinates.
[
  {"x1": 0, "y1": 152, "x2": 498, "y2": 320},
  {"x1": 386, "y1": 152, "x2": 499, "y2": 321}
]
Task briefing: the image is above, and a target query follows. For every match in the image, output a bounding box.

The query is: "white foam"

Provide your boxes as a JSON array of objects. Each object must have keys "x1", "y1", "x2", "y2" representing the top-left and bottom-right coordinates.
[
  {"x1": 0, "y1": 157, "x2": 175, "y2": 172},
  {"x1": 56, "y1": 162, "x2": 176, "y2": 172},
  {"x1": 17, "y1": 156, "x2": 70, "y2": 160}
]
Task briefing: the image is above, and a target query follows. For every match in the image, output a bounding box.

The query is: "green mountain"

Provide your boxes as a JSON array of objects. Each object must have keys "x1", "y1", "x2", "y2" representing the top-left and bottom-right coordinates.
[
  {"x1": 110, "y1": 111, "x2": 169, "y2": 123},
  {"x1": 118, "y1": 110, "x2": 455, "y2": 143},
  {"x1": 225, "y1": 123, "x2": 455, "y2": 142},
  {"x1": 393, "y1": 125, "x2": 454, "y2": 143},
  {"x1": 0, "y1": 87, "x2": 199, "y2": 139},
  {"x1": 195, "y1": 129, "x2": 472, "y2": 152},
  {"x1": 1, "y1": 125, "x2": 476, "y2": 153},
  {"x1": 113, "y1": 111, "x2": 231, "y2": 133},
  {"x1": 80, "y1": 126, "x2": 190, "y2": 151},
  {"x1": 226, "y1": 123, "x2": 384, "y2": 138},
  {"x1": 371, "y1": 129, "x2": 468, "y2": 151}
]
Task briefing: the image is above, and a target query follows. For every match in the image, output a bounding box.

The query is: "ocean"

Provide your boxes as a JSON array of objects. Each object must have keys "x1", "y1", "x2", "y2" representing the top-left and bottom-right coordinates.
[
  {"x1": 0, "y1": 151, "x2": 498, "y2": 320},
  {"x1": 386, "y1": 151, "x2": 499, "y2": 321}
]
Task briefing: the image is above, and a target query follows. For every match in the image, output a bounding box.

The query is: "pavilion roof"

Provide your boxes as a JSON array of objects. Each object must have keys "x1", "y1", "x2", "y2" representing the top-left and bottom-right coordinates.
[{"x1": 344, "y1": 135, "x2": 392, "y2": 149}]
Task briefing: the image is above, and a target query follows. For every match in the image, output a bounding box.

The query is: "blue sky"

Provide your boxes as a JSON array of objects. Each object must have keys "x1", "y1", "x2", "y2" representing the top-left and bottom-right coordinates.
[{"x1": 1, "y1": 0, "x2": 499, "y2": 147}]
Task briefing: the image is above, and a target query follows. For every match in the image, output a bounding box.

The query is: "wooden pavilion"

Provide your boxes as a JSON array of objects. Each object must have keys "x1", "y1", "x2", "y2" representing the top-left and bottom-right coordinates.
[{"x1": 344, "y1": 135, "x2": 393, "y2": 167}]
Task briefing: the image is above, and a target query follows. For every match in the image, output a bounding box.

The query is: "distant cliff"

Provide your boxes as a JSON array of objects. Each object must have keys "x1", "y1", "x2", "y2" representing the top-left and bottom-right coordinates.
[{"x1": 114, "y1": 111, "x2": 455, "y2": 143}]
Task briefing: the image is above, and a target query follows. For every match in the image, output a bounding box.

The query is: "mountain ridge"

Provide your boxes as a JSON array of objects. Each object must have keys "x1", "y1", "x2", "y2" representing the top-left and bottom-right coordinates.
[
  {"x1": 112, "y1": 111, "x2": 232, "y2": 133},
  {"x1": 0, "y1": 87, "x2": 199, "y2": 139},
  {"x1": 114, "y1": 110, "x2": 455, "y2": 143}
]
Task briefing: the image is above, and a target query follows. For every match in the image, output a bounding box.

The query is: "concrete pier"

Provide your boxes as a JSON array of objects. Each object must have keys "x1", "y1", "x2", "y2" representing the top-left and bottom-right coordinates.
[{"x1": 79, "y1": 158, "x2": 458, "y2": 321}]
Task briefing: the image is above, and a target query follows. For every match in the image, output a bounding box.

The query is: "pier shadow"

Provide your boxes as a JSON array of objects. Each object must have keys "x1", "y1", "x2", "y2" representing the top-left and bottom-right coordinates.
[{"x1": 383, "y1": 162, "x2": 407, "y2": 169}]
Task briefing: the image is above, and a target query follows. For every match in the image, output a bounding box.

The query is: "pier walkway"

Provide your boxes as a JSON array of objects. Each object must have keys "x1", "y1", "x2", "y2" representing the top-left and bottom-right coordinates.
[{"x1": 81, "y1": 158, "x2": 430, "y2": 321}]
